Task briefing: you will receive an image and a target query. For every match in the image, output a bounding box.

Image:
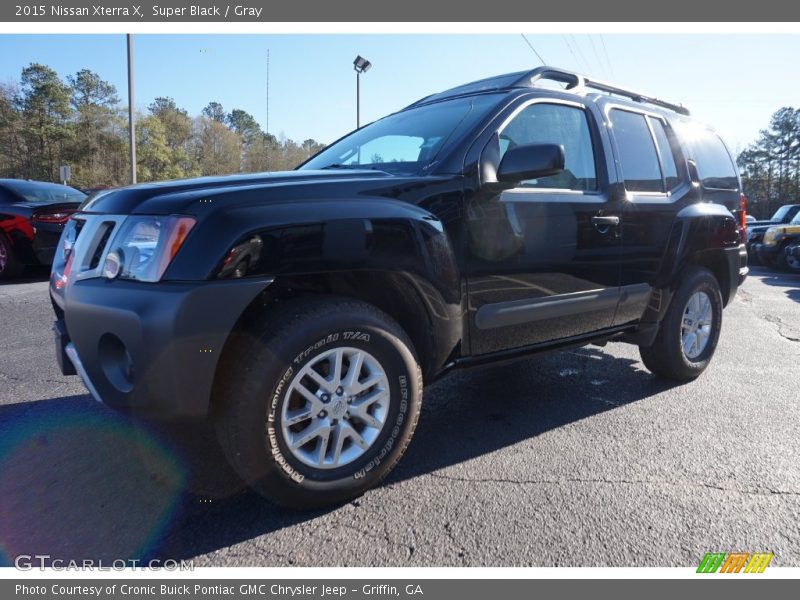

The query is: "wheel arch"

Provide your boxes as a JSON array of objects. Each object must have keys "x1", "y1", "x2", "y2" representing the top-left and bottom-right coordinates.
[{"x1": 220, "y1": 269, "x2": 463, "y2": 389}]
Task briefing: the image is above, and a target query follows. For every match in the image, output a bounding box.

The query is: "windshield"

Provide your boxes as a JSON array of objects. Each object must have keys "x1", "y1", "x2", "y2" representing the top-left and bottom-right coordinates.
[
  {"x1": 2, "y1": 181, "x2": 85, "y2": 204},
  {"x1": 300, "y1": 94, "x2": 502, "y2": 175},
  {"x1": 770, "y1": 205, "x2": 795, "y2": 222}
]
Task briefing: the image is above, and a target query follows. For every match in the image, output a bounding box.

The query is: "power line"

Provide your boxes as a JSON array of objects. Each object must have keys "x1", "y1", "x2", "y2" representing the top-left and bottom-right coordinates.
[
  {"x1": 599, "y1": 35, "x2": 616, "y2": 79},
  {"x1": 561, "y1": 35, "x2": 582, "y2": 72},
  {"x1": 588, "y1": 35, "x2": 607, "y2": 79},
  {"x1": 569, "y1": 34, "x2": 591, "y2": 73},
  {"x1": 520, "y1": 34, "x2": 546, "y2": 65}
]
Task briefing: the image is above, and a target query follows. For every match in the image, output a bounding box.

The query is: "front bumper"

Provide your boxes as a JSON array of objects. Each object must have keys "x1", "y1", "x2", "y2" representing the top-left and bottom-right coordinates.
[
  {"x1": 53, "y1": 276, "x2": 273, "y2": 420},
  {"x1": 753, "y1": 242, "x2": 781, "y2": 264}
]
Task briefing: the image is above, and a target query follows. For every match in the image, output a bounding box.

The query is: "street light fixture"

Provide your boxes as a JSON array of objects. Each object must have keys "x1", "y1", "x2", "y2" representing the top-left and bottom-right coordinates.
[{"x1": 353, "y1": 55, "x2": 371, "y2": 129}]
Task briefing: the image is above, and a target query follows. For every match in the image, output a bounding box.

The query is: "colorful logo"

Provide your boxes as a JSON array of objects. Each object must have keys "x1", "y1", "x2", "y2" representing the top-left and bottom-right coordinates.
[{"x1": 697, "y1": 552, "x2": 773, "y2": 573}]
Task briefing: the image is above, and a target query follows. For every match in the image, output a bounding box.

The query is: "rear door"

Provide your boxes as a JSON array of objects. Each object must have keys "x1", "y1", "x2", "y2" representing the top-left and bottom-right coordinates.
[{"x1": 606, "y1": 106, "x2": 697, "y2": 326}]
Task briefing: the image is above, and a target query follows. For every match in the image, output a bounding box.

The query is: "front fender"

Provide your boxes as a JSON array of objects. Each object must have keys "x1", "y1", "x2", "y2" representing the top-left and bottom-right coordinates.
[{"x1": 167, "y1": 197, "x2": 464, "y2": 377}]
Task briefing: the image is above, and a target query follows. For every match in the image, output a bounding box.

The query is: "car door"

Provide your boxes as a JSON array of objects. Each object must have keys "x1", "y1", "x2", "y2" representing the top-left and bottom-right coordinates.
[
  {"x1": 464, "y1": 98, "x2": 623, "y2": 356},
  {"x1": 603, "y1": 106, "x2": 698, "y2": 326}
]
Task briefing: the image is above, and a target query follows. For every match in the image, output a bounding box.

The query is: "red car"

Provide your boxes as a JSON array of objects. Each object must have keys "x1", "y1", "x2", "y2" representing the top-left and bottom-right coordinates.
[{"x1": 0, "y1": 179, "x2": 86, "y2": 279}]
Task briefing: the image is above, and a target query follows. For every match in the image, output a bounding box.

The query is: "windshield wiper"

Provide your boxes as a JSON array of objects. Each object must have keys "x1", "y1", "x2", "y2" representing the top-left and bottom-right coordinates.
[{"x1": 320, "y1": 163, "x2": 370, "y2": 170}]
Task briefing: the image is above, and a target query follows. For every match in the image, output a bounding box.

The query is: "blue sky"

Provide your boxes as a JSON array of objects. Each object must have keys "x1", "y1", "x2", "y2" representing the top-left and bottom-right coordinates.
[{"x1": 0, "y1": 34, "x2": 799, "y2": 152}]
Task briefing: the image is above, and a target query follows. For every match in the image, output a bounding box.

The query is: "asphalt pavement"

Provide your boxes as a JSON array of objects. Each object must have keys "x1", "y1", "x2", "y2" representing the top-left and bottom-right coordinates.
[{"x1": 0, "y1": 266, "x2": 798, "y2": 567}]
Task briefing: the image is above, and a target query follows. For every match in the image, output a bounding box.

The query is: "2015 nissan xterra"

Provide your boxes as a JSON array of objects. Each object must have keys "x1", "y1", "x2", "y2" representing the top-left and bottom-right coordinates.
[{"x1": 50, "y1": 67, "x2": 749, "y2": 507}]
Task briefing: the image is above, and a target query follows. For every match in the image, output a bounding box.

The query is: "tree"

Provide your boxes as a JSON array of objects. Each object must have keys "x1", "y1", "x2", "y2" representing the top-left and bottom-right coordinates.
[
  {"x1": 0, "y1": 61, "x2": 337, "y2": 184},
  {"x1": 147, "y1": 96, "x2": 198, "y2": 178},
  {"x1": 65, "y1": 69, "x2": 126, "y2": 187},
  {"x1": 0, "y1": 83, "x2": 24, "y2": 178},
  {"x1": 738, "y1": 107, "x2": 800, "y2": 219},
  {"x1": 226, "y1": 108, "x2": 261, "y2": 143},
  {"x1": 202, "y1": 101, "x2": 226, "y2": 123},
  {"x1": 136, "y1": 114, "x2": 185, "y2": 182},
  {"x1": 194, "y1": 116, "x2": 242, "y2": 176},
  {"x1": 18, "y1": 63, "x2": 73, "y2": 180},
  {"x1": 68, "y1": 68, "x2": 119, "y2": 110}
]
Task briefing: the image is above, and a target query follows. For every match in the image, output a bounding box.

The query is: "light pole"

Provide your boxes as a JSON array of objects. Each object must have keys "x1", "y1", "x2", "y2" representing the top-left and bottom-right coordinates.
[
  {"x1": 127, "y1": 34, "x2": 136, "y2": 184},
  {"x1": 353, "y1": 55, "x2": 371, "y2": 129}
]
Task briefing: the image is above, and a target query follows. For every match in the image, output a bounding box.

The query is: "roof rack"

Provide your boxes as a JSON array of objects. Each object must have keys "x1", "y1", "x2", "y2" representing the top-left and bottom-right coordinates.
[{"x1": 517, "y1": 66, "x2": 690, "y2": 116}]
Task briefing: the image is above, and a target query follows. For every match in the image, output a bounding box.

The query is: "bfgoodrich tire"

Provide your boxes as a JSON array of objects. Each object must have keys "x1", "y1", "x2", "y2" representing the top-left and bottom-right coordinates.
[
  {"x1": 639, "y1": 267, "x2": 723, "y2": 382},
  {"x1": 212, "y1": 295, "x2": 422, "y2": 509}
]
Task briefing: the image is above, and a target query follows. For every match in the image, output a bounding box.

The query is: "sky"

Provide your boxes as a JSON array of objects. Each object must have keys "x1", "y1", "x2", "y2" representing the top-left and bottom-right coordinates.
[{"x1": 0, "y1": 33, "x2": 799, "y2": 152}]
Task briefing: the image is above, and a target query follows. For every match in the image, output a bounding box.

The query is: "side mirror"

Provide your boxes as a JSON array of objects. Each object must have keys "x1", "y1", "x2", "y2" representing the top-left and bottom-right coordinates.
[{"x1": 497, "y1": 143, "x2": 565, "y2": 184}]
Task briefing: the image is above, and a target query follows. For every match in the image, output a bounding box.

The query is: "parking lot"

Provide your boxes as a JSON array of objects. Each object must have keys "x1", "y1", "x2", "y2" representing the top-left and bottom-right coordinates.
[{"x1": 0, "y1": 267, "x2": 798, "y2": 567}]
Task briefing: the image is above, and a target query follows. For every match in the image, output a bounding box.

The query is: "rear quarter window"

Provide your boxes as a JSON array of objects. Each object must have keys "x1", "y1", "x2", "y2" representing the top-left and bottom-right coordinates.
[{"x1": 680, "y1": 124, "x2": 739, "y2": 190}]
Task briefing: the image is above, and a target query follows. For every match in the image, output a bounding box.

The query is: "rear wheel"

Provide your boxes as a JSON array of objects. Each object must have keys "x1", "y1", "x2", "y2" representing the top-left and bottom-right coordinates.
[
  {"x1": 213, "y1": 295, "x2": 422, "y2": 509},
  {"x1": 639, "y1": 267, "x2": 723, "y2": 381},
  {"x1": 777, "y1": 247, "x2": 800, "y2": 274},
  {"x1": 0, "y1": 234, "x2": 23, "y2": 280}
]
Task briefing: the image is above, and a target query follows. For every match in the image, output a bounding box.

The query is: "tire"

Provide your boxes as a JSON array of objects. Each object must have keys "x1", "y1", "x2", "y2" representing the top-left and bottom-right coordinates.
[
  {"x1": 746, "y1": 247, "x2": 760, "y2": 267},
  {"x1": 777, "y1": 247, "x2": 800, "y2": 274},
  {"x1": 639, "y1": 266, "x2": 723, "y2": 382},
  {"x1": 212, "y1": 295, "x2": 422, "y2": 509},
  {"x1": 0, "y1": 234, "x2": 23, "y2": 280}
]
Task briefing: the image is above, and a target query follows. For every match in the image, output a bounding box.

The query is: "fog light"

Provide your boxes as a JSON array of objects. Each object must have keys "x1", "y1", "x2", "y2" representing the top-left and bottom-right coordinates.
[{"x1": 102, "y1": 249, "x2": 123, "y2": 279}]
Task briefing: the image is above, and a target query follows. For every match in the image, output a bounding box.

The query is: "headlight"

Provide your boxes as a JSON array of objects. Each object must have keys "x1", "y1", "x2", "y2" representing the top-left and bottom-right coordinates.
[
  {"x1": 104, "y1": 216, "x2": 195, "y2": 282},
  {"x1": 763, "y1": 228, "x2": 780, "y2": 246}
]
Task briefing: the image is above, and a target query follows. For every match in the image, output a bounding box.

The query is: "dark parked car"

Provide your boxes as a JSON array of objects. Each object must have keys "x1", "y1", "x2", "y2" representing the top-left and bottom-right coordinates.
[
  {"x1": 50, "y1": 67, "x2": 747, "y2": 508},
  {"x1": 746, "y1": 204, "x2": 800, "y2": 264},
  {"x1": 752, "y1": 211, "x2": 800, "y2": 272},
  {"x1": 0, "y1": 179, "x2": 86, "y2": 278}
]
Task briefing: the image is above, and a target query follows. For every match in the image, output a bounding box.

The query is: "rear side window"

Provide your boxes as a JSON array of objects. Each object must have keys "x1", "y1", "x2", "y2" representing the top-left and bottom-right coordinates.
[
  {"x1": 689, "y1": 128, "x2": 738, "y2": 190},
  {"x1": 648, "y1": 117, "x2": 682, "y2": 190},
  {"x1": 609, "y1": 109, "x2": 662, "y2": 193}
]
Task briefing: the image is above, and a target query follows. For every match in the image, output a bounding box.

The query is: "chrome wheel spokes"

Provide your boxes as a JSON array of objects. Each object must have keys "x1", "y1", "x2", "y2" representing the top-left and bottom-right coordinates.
[
  {"x1": 280, "y1": 346, "x2": 390, "y2": 469},
  {"x1": 681, "y1": 291, "x2": 713, "y2": 360}
]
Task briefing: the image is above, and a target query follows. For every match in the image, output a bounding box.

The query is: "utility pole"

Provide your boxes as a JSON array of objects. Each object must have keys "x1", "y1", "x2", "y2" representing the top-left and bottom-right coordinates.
[
  {"x1": 127, "y1": 34, "x2": 137, "y2": 184},
  {"x1": 266, "y1": 48, "x2": 270, "y2": 171}
]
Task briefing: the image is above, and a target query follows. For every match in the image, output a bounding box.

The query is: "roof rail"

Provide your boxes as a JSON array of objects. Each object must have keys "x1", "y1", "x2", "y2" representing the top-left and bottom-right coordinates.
[{"x1": 516, "y1": 66, "x2": 690, "y2": 116}]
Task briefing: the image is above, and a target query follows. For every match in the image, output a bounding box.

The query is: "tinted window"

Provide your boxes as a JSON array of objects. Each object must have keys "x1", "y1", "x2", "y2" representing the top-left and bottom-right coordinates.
[
  {"x1": 689, "y1": 128, "x2": 738, "y2": 190},
  {"x1": 499, "y1": 103, "x2": 597, "y2": 191},
  {"x1": 0, "y1": 180, "x2": 85, "y2": 204},
  {"x1": 772, "y1": 205, "x2": 800, "y2": 222},
  {"x1": 610, "y1": 109, "x2": 663, "y2": 193},
  {"x1": 648, "y1": 117, "x2": 682, "y2": 190}
]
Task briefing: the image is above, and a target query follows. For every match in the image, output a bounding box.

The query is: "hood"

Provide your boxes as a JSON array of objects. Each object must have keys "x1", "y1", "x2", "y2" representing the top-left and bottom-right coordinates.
[
  {"x1": 748, "y1": 221, "x2": 780, "y2": 233},
  {"x1": 79, "y1": 170, "x2": 397, "y2": 215}
]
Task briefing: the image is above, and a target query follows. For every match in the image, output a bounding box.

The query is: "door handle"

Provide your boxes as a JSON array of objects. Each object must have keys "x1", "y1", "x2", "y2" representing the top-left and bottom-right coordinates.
[{"x1": 591, "y1": 215, "x2": 620, "y2": 227}]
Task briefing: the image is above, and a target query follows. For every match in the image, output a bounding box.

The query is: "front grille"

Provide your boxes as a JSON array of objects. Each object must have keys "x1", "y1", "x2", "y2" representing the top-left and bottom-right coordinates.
[
  {"x1": 88, "y1": 223, "x2": 114, "y2": 270},
  {"x1": 66, "y1": 214, "x2": 127, "y2": 282}
]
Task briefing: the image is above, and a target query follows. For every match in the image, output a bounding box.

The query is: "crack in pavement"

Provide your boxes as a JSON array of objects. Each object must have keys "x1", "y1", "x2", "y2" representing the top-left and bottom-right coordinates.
[
  {"x1": 428, "y1": 472, "x2": 800, "y2": 498},
  {"x1": 764, "y1": 314, "x2": 800, "y2": 342}
]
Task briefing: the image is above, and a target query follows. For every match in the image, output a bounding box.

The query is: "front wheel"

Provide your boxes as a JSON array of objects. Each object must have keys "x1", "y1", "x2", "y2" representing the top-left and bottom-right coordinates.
[
  {"x1": 213, "y1": 296, "x2": 422, "y2": 509},
  {"x1": 639, "y1": 267, "x2": 723, "y2": 381}
]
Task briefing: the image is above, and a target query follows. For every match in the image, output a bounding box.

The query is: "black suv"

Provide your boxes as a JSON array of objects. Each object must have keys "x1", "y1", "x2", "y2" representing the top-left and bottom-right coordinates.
[{"x1": 50, "y1": 67, "x2": 747, "y2": 508}]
